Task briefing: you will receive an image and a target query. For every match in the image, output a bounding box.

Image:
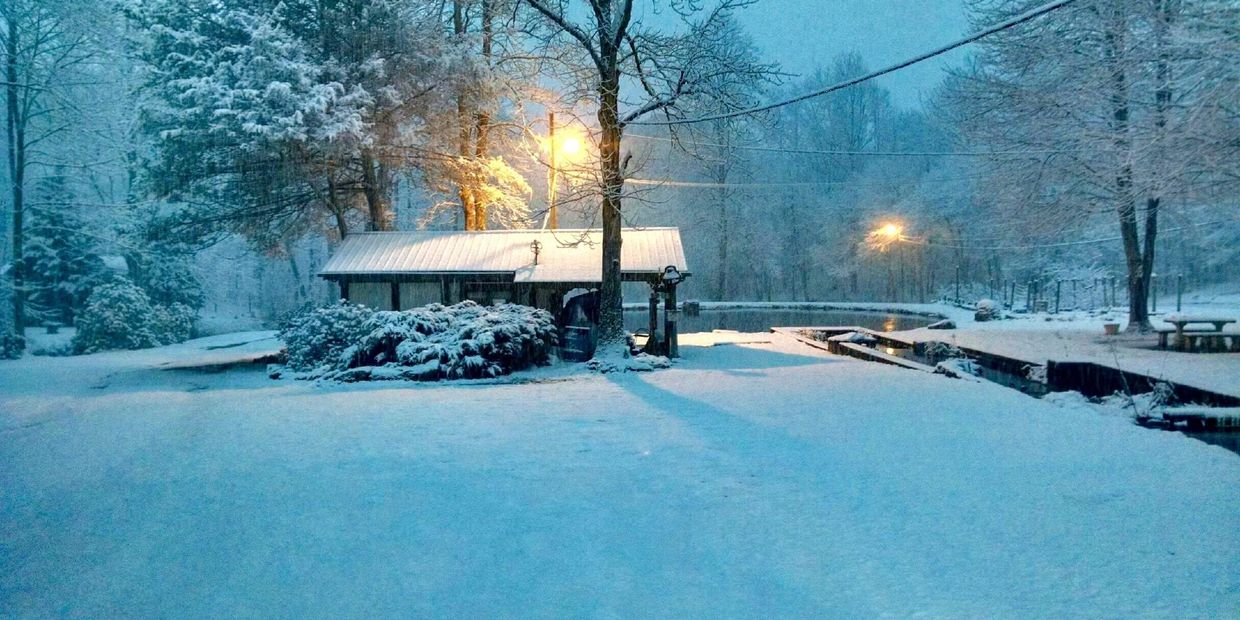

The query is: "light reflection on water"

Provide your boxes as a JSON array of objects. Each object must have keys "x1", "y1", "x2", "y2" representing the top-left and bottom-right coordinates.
[{"x1": 623, "y1": 309, "x2": 933, "y2": 334}]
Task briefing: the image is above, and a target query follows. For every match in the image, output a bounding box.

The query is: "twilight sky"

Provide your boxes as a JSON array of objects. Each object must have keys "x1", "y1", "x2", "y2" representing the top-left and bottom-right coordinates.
[{"x1": 732, "y1": 0, "x2": 972, "y2": 109}]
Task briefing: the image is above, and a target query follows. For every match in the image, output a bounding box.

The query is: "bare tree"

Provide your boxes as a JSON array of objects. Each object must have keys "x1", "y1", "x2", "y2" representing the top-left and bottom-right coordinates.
[
  {"x1": 950, "y1": 0, "x2": 1238, "y2": 330},
  {"x1": 522, "y1": 0, "x2": 774, "y2": 350},
  {"x1": 2, "y1": 0, "x2": 96, "y2": 332}
]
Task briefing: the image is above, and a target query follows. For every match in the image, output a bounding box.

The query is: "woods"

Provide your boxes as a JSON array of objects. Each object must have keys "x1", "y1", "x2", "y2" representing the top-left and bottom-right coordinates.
[{"x1": 1, "y1": 0, "x2": 1237, "y2": 340}]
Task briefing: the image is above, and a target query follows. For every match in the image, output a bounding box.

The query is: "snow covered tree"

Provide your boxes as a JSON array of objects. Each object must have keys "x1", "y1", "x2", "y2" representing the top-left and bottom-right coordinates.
[
  {"x1": 2, "y1": 0, "x2": 97, "y2": 331},
  {"x1": 522, "y1": 0, "x2": 777, "y2": 350},
  {"x1": 660, "y1": 13, "x2": 776, "y2": 300},
  {"x1": 127, "y1": 0, "x2": 444, "y2": 248},
  {"x1": 949, "y1": 0, "x2": 1239, "y2": 330},
  {"x1": 20, "y1": 174, "x2": 109, "y2": 324},
  {"x1": 71, "y1": 277, "x2": 194, "y2": 354},
  {"x1": 415, "y1": 0, "x2": 536, "y2": 231}
]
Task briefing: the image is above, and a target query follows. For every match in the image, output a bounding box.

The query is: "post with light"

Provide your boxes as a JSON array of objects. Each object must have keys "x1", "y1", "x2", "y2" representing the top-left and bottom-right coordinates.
[
  {"x1": 661, "y1": 265, "x2": 686, "y2": 359},
  {"x1": 546, "y1": 112, "x2": 582, "y2": 230},
  {"x1": 548, "y1": 111, "x2": 558, "y2": 230}
]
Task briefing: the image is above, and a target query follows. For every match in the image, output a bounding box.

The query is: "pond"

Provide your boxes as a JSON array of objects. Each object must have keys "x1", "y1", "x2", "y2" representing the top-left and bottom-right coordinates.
[{"x1": 624, "y1": 308, "x2": 935, "y2": 334}]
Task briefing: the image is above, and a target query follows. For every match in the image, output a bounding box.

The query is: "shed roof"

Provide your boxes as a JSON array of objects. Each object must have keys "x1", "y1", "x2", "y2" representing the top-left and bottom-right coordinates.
[{"x1": 318, "y1": 228, "x2": 689, "y2": 283}]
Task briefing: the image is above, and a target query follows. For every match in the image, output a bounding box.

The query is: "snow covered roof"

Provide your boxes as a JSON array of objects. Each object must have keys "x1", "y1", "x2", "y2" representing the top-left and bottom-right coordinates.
[{"x1": 319, "y1": 228, "x2": 689, "y2": 283}]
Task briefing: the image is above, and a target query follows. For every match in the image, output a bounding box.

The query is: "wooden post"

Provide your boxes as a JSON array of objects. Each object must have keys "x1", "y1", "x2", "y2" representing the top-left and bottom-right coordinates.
[
  {"x1": 1071, "y1": 278, "x2": 1077, "y2": 310},
  {"x1": 1055, "y1": 280, "x2": 1062, "y2": 314},
  {"x1": 664, "y1": 283, "x2": 679, "y2": 359},
  {"x1": 1150, "y1": 274, "x2": 1157, "y2": 313},
  {"x1": 1025, "y1": 280, "x2": 1032, "y2": 312},
  {"x1": 340, "y1": 280, "x2": 350, "y2": 302},
  {"x1": 1176, "y1": 274, "x2": 1183, "y2": 312},
  {"x1": 391, "y1": 281, "x2": 400, "y2": 311},
  {"x1": 954, "y1": 265, "x2": 961, "y2": 304},
  {"x1": 1110, "y1": 277, "x2": 1117, "y2": 310},
  {"x1": 648, "y1": 285, "x2": 659, "y2": 353},
  {"x1": 547, "y1": 111, "x2": 558, "y2": 230}
]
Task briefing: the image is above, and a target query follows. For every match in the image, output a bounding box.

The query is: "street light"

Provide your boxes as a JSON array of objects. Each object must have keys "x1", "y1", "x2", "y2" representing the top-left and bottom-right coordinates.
[
  {"x1": 661, "y1": 265, "x2": 687, "y2": 359},
  {"x1": 559, "y1": 136, "x2": 581, "y2": 157},
  {"x1": 661, "y1": 265, "x2": 684, "y2": 286},
  {"x1": 866, "y1": 220, "x2": 905, "y2": 252},
  {"x1": 547, "y1": 112, "x2": 586, "y2": 230}
]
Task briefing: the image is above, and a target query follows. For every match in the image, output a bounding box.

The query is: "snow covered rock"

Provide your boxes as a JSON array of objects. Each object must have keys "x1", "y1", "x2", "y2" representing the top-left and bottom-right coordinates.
[
  {"x1": 926, "y1": 319, "x2": 956, "y2": 330},
  {"x1": 974, "y1": 299, "x2": 999, "y2": 322},
  {"x1": 826, "y1": 331, "x2": 878, "y2": 345},
  {"x1": 934, "y1": 358, "x2": 982, "y2": 380},
  {"x1": 585, "y1": 352, "x2": 672, "y2": 373}
]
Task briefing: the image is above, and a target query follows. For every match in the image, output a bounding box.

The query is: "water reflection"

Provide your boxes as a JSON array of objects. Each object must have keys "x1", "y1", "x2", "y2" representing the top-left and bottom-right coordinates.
[{"x1": 624, "y1": 309, "x2": 933, "y2": 334}]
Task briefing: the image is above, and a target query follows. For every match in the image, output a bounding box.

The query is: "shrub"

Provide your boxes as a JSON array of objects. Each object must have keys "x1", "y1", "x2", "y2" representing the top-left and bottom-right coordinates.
[
  {"x1": 72, "y1": 279, "x2": 195, "y2": 354},
  {"x1": 279, "y1": 301, "x2": 375, "y2": 371},
  {"x1": 0, "y1": 331, "x2": 25, "y2": 360},
  {"x1": 280, "y1": 300, "x2": 557, "y2": 381}
]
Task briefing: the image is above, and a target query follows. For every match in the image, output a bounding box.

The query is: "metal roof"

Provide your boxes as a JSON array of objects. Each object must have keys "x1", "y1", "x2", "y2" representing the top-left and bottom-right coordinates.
[{"x1": 319, "y1": 228, "x2": 689, "y2": 282}]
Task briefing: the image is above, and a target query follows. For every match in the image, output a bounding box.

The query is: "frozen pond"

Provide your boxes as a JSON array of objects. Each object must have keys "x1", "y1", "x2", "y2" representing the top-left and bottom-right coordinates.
[{"x1": 624, "y1": 308, "x2": 935, "y2": 334}]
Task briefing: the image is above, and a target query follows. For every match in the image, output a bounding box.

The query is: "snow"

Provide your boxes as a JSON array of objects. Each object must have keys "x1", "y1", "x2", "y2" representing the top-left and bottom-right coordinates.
[
  {"x1": 889, "y1": 305, "x2": 1240, "y2": 399},
  {"x1": 2, "y1": 330, "x2": 1237, "y2": 617}
]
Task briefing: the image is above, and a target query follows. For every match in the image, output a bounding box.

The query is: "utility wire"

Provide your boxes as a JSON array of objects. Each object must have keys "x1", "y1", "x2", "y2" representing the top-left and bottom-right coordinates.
[
  {"x1": 625, "y1": 174, "x2": 986, "y2": 189},
  {"x1": 897, "y1": 218, "x2": 1237, "y2": 251},
  {"x1": 626, "y1": 132, "x2": 1068, "y2": 157},
  {"x1": 627, "y1": 0, "x2": 1078, "y2": 127}
]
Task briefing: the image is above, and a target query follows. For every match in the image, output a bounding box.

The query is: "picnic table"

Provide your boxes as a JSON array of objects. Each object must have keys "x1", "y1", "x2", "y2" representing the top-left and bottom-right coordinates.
[{"x1": 1158, "y1": 315, "x2": 1237, "y2": 352}]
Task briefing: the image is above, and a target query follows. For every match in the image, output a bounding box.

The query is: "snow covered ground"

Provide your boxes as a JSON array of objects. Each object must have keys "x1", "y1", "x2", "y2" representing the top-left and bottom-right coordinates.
[{"x1": 2, "y1": 330, "x2": 1237, "y2": 617}]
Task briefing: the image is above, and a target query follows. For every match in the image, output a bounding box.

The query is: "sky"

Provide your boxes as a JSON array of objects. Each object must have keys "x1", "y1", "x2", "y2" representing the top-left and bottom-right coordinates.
[{"x1": 733, "y1": 0, "x2": 972, "y2": 109}]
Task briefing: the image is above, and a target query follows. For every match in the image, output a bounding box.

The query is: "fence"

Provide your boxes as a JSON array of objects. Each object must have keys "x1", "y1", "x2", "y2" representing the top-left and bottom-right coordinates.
[{"x1": 949, "y1": 273, "x2": 1194, "y2": 314}]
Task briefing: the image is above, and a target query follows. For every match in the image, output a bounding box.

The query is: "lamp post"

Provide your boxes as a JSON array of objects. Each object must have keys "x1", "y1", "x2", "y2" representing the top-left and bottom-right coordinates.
[
  {"x1": 546, "y1": 112, "x2": 583, "y2": 230},
  {"x1": 661, "y1": 265, "x2": 686, "y2": 359},
  {"x1": 548, "y1": 111, "x2": 558, "y2": 230}
]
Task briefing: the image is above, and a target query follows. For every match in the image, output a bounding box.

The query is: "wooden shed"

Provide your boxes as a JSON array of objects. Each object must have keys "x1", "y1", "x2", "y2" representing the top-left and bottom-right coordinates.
[{"x1": 317, "y1": 228, "x2": 691, "y2": 354}]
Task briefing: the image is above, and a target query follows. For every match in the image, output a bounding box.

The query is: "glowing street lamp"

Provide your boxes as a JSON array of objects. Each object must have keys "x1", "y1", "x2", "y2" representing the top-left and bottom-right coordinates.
[
  {"x1": 547, "y1": 112, "x2": 586, "y2": 230},
  {"x1": 558, "y1": 136, "x2": 581, "y2": 158},
  {"x1": 866, "y1": 220, "x2": 906, "y2": 251}
]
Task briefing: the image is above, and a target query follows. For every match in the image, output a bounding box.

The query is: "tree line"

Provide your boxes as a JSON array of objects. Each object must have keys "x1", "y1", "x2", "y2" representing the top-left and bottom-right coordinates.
[{"x1": 2, "y1": 0, "x2": 1237, "y2": 344}]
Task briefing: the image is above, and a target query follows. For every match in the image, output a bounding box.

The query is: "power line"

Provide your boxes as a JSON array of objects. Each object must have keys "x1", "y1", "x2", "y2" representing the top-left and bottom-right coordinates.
[
  {"x1": 626, "y1": 133, "x2": 1067, "y2": 157},
  {"x1": 627, "y1": 0, "x2": 1078, "y2": 127},
  {"x1": 898, "y1": 218, "x2": 1238, "y2": 251},
  {"x1": 625, "y1": 173, "x2": 986, "y2": 190}
]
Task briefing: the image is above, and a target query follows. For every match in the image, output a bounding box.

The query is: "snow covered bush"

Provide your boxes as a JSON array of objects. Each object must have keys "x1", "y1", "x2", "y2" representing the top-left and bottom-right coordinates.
[
  {"x1": 72, "y1": 279, "x2": 194, "y2": 354},
  {"x1": 279, "y1": 301, "x2": 557, "y2": 381},
  {"x1": 0, "y1": 331, "x2": 24, "y2": 360},
  {"x1": 278, "y1": 302, "x2": 375, "y2": 371}
]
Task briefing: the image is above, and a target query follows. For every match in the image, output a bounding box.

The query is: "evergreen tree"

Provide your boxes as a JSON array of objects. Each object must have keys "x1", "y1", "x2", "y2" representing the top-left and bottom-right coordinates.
[
  {"x1": 20, "y1": 175, "x2": 109, "y2": 324},
  {"x1": 126, "y1": 0, "x2": 445, "y2": 248}
]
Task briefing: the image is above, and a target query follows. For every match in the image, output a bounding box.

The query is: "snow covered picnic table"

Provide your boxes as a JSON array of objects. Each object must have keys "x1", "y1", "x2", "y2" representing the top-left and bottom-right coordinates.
[
  {"x1": 1, "y1": 330, "x2": 1237, "y2": 618},
  {"x1": 1158, "y1": 315, "x2": 1238, "y2": 351}
]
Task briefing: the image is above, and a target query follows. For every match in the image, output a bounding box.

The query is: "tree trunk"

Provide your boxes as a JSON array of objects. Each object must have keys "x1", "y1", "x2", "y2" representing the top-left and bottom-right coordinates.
[
  {"x1": 474, "y1": 0, "x2": 493, "y2": 230},
  {"x1": 715, "y1": 163, "x2": 729, "y2": 300},
  {"x1": 284, "y1": 240, "x2": 307, "y2": 302},
  {"x1": 5, "y1": 14, "x2": 25, "y2": 332},
  {"x1": 1104, "y1": 9, "x2": 1150, "y2": 332},
  {"x1": 1138, "y1": 0, "x2": 1173, "y2": 329},
  {"x1": 360, "y1": 150, "x2": 391, "y2": 231},
  {"x1": 596, "y1": 65, "x2": 625, "y2": 350},
  {"x1": 327, "y1": 176, "x2": 349, "y2": 240}
]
